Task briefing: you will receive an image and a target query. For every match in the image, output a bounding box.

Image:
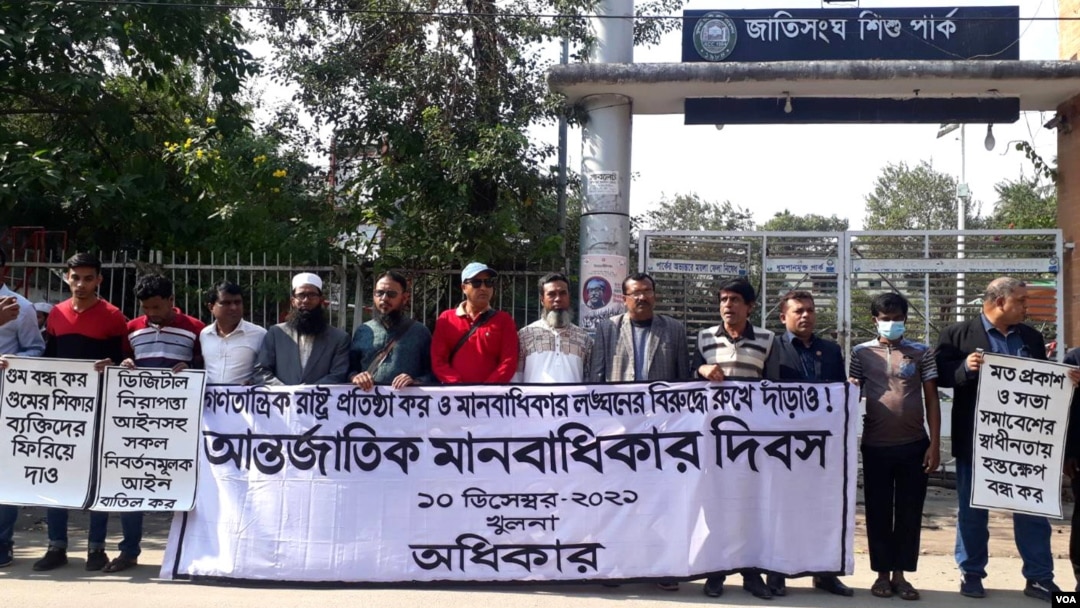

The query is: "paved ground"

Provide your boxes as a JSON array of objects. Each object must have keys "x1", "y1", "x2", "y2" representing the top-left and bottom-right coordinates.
[{"x1": 0, "y1": 487, "x2": 1076, "y2": 608}]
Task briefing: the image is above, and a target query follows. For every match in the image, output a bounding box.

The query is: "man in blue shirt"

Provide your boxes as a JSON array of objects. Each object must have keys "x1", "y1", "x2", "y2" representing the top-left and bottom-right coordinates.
[{"x1": 0, "y1": 248, "x2": 46, "y2": 566}]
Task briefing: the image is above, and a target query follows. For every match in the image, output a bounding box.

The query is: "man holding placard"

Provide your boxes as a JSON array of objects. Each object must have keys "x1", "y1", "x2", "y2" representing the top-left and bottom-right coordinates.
[{"x1": 938, "y1": 277, "x2": 1080, "y2": 601}]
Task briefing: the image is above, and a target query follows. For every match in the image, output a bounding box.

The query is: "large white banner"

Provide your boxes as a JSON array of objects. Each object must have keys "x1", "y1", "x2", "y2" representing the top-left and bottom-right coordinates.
[
  {"x1": 162, "y1": 380, "x2": 858, "y2": 583},
  {"x1": 971, "y1": 353, "x2": 1074, "y2": 518},
  {"x1": 95, "y1": 367, "x2": 207, "y2": 512},
  {"x1": 0, "y1": 357, "x2": 100, "y2": 508}
]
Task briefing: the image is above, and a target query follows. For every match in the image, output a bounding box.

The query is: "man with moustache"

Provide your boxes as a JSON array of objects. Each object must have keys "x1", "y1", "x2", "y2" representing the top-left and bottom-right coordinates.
[
  {"x1": 431, "y1": 262, "x2": 518, "y2": 384},
  {"x1": 349, "y1": 271, "x2": 433, "y2": 390},
  {"x1": 514, "y1": 272, "x2": 592, "y2": 383},
  {"x1": 762, "y1": 290, "x2": 853, "y2": 598},
  {"x1": 200, "y1": 281, "x2": 267, "y2": 385},
  {"x1": 254, "y1": 272, "x2": 350, "y2": 385}
]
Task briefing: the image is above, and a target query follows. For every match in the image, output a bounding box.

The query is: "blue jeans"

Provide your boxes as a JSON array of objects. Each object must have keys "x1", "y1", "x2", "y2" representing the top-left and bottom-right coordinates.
[
  {"x1": 117, "y1": 512, "x2": 143, "y2": 558},
  {"x1": 955, "y1": 459, "x2": 1053, "y2": 581},
  {"x1": 0, "y1": 505, "x2": 18, "y2": 546},
  {"x1": 45, "y1": 508, "x2": 108, "y2": 551}
]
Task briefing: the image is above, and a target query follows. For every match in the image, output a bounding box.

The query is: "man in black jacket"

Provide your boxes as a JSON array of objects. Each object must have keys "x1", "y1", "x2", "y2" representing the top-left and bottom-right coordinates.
[
  {"x1": 937, "y1": 277, "x2": 1080, "y2": 601},
  {"x1": 762, "y1": 290, "x2": 853, "y2": 598},
  {"x1": 1063, "y1": 347, "x2": 1080, "y2": 592}
]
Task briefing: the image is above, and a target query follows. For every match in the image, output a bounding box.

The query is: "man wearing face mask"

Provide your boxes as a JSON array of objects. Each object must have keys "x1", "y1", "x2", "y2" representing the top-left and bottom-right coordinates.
[{"x1": 849, "y1": 292, "x2": 940, "y2": 601}]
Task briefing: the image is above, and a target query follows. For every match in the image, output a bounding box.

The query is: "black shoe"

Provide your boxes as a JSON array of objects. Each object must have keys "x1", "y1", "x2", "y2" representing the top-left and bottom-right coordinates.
[
  {"x1": 85, "y1": 550, "x2": 109, "y2": 571},
  {"x1": 703, "y1": 575, "x2": 725, "y2": 598},
  {"x1": 743, "y1": 573, "x2": 774, "y2": 599},
  {"x1": 1024, "y1": 579, "x2": 1060, "y2": 602},
  {"x1": 0, "y1": 544, "x2": 11, "y2": 568},
  {"x1": 32, "y1": 548, "x2": 68, "y2": 571},
  {"x1": 766, "y1": 573, "x2": 787, "y2": 596},
  {"x1": 814, "y1": 575, "x2": 854, "y2": 597},
  {"x1": 960, "y1": 573, "x2": 986, "y2": 598}
]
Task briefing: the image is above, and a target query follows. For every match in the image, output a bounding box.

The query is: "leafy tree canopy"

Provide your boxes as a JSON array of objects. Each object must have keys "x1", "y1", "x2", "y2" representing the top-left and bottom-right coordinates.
[
  {"x1": 637, "y1": 193, "x2": 755, "y2": 232},
  {"x1": 863, "y1": 161, "x2": 981, "y2": 231},
  {"x1": 758, "y1": 210, "x2": 849, "y2": 232}
]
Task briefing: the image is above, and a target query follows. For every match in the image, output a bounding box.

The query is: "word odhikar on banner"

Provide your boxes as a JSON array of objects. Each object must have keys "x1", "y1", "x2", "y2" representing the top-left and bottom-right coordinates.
[{"x1": 163, "y1": 380, "x2": 858, "y2": 583}]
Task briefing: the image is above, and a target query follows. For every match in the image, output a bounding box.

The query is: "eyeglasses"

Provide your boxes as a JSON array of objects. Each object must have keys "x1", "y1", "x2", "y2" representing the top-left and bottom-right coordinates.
[
  {"x1": 293, "y1": 291, "x2": 320, "y2": 300},
  {"x1": 624, "y1": 289, "x2": 654, "y2": 299},
  {"x1": 374, "y1": 290, "x2": 400, "y2": 299},
  {"x1": 465, "y1": 278, "x2": 496, "y2": 288}
]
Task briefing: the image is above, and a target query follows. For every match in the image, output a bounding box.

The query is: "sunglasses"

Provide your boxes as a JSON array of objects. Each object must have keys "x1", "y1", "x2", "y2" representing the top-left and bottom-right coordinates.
[
  {"x1": 374, "y1": 290, "x2": 400, "y2": 299},
  {"x1": 465, "y1": 278, "x2": 497, "y2": 288}
]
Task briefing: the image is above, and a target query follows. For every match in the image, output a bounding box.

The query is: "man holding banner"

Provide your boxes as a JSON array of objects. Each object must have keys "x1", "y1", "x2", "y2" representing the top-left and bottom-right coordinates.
[
  {"x1": 349, "y1": 271, "x2": 433, "y2": 390},
  {"x1": 937, "y1": 277, "x2": 1080, "y2": 601},
  {"x1": 0, "y1": 247, "x2": 46, "y2": 567}
]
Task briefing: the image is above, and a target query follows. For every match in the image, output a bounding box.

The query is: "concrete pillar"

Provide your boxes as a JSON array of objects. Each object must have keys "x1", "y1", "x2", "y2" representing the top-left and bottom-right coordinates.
[
  {"x1": 1058, "y1": 95, "x2": 1080, "y2": 347},
  {"x1": 578, "y1": 0, "x2": 634, "y2": 331}
]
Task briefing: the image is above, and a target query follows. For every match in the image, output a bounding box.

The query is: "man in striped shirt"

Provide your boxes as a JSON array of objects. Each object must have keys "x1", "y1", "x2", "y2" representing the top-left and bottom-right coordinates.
[
  {"x1": 696, "y1": 277, "x2": 775, "y2": 600},
  {"x1": 109, "y1": 274, "x2": 204, "y2": 573}
]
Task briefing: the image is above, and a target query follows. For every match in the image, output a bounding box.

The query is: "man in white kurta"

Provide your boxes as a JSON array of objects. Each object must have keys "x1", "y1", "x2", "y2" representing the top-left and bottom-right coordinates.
[{"x1": 515, "y1": 273, "x2": 592, "y2": 383}]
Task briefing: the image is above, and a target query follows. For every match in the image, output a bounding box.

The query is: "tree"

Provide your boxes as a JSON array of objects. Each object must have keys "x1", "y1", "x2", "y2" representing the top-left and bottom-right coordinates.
[
  {"x1": 758, "y1": 210, "x2": 848, "y2": 232},
  {"x1": 986, "y1": 176, "x2": 1056, "y2": 230},
  {"x1": 637, "y1": 193, "x2": 755, "y2": 232},
  {"x1": 260, "y1": 0, "x2": 682, "y2": 269},
  {"x1": 863, "y1": 161, "x2": 980, "y2": 230}
]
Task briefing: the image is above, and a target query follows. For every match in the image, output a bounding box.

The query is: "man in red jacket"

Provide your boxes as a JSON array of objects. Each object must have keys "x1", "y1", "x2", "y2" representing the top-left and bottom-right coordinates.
[{"x1": 431, "y1": 262, "x2": 518, "y2": 384}]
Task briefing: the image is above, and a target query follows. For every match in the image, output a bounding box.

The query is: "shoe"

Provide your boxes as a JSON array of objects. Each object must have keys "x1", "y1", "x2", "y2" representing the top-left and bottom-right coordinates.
[
  {"x1": 960, "y1": 573, "x2": 986, "y2": 598},
  {"x1": 814, "y1": 575, "x2": 854, "y2": 597},
  {"x1": 655, "y1": 581, "x2": 679, "y2": 591},
  {"x1": 703, "y1": 575, "x2": 725, "y2": 598},
  {"x1": 0, "y1": 544, "x2": 11, "y2": 568},
  {"x1": 742, "y1": 573, "x2": 774, "y2": 599},
  {"x1": 102, "y1": 554, "x2": 138, "y2": 573},
  {"x1": 85, "y1": 550, "x2": 109, "y2": 571},
  {"x1": 766, "y1": 573, "x2": 787, "y2": 596},
  {"x1": 32, "y1": 548, "x2": 68, "y2": 571},
  {"x1": 1024, "y1": 579, "x2": 1060, "y2": 602}
]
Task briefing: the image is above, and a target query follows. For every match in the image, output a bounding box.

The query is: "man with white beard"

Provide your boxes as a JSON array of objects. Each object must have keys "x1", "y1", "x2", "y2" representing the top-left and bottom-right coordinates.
[{"x1": 514, "y1": 273, "x2": 592, "y2": 383}]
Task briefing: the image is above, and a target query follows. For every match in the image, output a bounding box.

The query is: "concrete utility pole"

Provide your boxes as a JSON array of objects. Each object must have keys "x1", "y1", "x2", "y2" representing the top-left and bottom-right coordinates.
[{"x1": 577, "y1": 0, "x2": 633, "y2": 329}]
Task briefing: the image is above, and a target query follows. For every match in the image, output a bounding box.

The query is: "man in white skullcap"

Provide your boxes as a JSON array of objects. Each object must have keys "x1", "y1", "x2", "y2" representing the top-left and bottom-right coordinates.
[
  {"x1": 34, "y1": 302, "x2": 53, "y2": 338},
  {"x1": 253, "y1": 272, "x2": 350, "y2": 385}
]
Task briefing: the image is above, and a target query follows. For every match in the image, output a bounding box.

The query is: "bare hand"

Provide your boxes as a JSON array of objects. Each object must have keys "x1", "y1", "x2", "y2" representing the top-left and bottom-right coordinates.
[
  {"x1": 351, "y1": 371, "x2": 374, "y2": 391},
  {"x1": 965, "y1": 352, "x2": 984, "y2": 372},
  {"x1": 170, "y1": 362, "x2": 189, "y2": 374},
  {"x1": 847, "y1": 377, "x2": 860, "y2": 387},
  {"x1": 1068, "y1": 369, "x2": 1080, "y2": 386},
  {"x1": 699, "y1": 364, "x2": 724, "y2": 382},
  {"x1": 0, "y1": 297, "x2": 18, "y2": 326},
  {"x1": 923, "y1": 444, "x2": 941, "y2": 474},
  {"x1": 391, "y1": 373, "x2": 415, "y2": 390},
  {"x1": 94, "y1": 358, "x2": 114, "y2": 373},
  {"x1": 120, "y1": 358, "x2": 136, "y2": 370},
  {"x1": 0, "y1": 356, "x2": 9, "y2": 370}
]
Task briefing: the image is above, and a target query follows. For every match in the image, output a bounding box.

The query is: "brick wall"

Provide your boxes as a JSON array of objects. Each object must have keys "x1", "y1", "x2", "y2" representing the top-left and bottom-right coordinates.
[
  {"x1": 1063, "y1": 0, "x2": 1080, "y2": 59},
  {"x1": 1059, "y1": 94, "x2": 1080, "y2": 346}
]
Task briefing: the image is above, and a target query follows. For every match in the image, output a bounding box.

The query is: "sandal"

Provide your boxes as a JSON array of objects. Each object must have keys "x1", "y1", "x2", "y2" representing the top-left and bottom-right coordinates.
[
  {"x1": 893, "y1": 581, "x2": 920, "y2": 601},
  {"x1": 102, "y1": 554, "x2": 138, "y2": 573},
  {"x1": 871, "y1": 579, "x2": 894, "y2": 598}
]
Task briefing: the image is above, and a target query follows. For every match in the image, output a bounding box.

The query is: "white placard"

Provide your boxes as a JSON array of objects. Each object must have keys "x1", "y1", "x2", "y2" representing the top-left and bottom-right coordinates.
[
  {"x1": 95, "y1": 367, "x2": 207, "y2": 512},
  {"x1": 162, "y1": 380, "x2": 858, "y2": 583},
  {"x1": 852, "y1": 257, "x2": 1057, "y2": 274},
  {"x1": 970, "y1": 353, "x2": 1074, "y2": 517},
  {"x1": 0, "y1": 357, "x2": 100, "y2": 508},
  {"x1": 645, "y1": 258, "x2": 747, "y2": 276},
  {"x1": 587, "y1": 171, "x2": 619, "y2": 195}
]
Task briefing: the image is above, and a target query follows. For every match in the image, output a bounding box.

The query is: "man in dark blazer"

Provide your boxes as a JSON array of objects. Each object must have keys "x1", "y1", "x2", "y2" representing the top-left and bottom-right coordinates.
[
  {"x1": 762, "y1": 290, "x2": 852, "y2": 597},
  {"x1": 937, "y1": 276, "x2": 1080, "y2": 601},
  {"x1": 254, "y1": 272, "x2": 350, "y2": 385}
]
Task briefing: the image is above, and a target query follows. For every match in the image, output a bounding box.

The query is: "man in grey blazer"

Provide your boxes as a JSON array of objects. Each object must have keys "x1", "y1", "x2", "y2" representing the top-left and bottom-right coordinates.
[{"x1": 254, "y1": 272, "x2": 350, "y2": 385}]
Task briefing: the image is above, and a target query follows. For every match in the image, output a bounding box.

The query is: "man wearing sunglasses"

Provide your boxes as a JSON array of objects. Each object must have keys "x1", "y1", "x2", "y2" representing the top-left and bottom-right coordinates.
[
  {"x1": 349, "y1": 270, "x2": 433, "y2": 390},
  {"x1": 254, "y1": 272, "x2": 350, "y2": 385},
  {"x1": 431, "y1": 262, "x2": 518, "y2": 384}
]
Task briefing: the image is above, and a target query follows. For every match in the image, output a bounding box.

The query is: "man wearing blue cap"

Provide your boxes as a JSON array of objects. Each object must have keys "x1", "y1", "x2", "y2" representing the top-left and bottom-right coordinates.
[{"x1": 431, "y1": 262, "x2": 518, "y2": 384}]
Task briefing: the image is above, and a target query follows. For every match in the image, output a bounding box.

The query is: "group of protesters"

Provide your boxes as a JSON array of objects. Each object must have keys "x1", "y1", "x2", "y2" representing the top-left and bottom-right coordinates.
[{"x1": 0, "y1": 250, "x2": 1078, "y2": 603}]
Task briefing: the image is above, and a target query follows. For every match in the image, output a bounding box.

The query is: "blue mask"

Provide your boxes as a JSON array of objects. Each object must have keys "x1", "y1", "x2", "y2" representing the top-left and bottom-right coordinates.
[{"x1": 877, "y1": 320, "x2": 905, "y2": 341}]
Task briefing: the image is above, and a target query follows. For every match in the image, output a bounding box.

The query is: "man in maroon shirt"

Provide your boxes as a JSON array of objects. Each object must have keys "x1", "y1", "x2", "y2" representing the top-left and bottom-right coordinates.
[{"x1": 430, "y1": 262, "x2": 518, "y2": 384}]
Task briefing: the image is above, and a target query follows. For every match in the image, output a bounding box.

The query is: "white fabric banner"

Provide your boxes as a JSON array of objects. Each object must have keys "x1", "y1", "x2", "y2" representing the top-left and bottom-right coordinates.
[
  {"x1": 971, "y1": 353, "x2": 1074, "y2": 518},
  {"x1": 163, "y1": 380, "x2": 857, "y2": 583},
  {"x1": 95, "y1": 367, "x2": 207, "y2": 512},
  {"x1": 0, "y1": 357, "x2": 100, "y2": 508}
]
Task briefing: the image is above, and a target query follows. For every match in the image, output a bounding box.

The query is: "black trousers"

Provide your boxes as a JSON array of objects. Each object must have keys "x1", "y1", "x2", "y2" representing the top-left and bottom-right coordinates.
[
  {"x1": 1071, "y1": 473, "x2": 1080, "y2": 585},
  {"x1": 861, "y1": 437, "x2": 930, "y2": 573}
]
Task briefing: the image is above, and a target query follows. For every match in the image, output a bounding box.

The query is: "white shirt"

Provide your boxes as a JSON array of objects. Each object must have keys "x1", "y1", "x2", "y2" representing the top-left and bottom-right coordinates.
[
  {"x1": 200, "y1": 319, "x2": 267, "y2": 384},
  {"x1": 514, "y1": 319, "x2": 592, "y2": 384}
]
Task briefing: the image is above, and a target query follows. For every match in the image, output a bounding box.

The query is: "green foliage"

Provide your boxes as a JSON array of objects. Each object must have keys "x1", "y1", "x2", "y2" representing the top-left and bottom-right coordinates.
[
  {"x1": 1014, "y1": 141, "x2": 1057, "y2": 183},
  {"x1": 987, "y1": 176, "x2": 1056, "y2": 230},
  {"x1": 637, "y1": 193, "x2": 755, "y2": 232},
  {"x1": 863, "y1": 161, "x2": 980, "y2": 230},
  {"x1": 758, "y1": 210, "x2": 849, "y2": 232}
]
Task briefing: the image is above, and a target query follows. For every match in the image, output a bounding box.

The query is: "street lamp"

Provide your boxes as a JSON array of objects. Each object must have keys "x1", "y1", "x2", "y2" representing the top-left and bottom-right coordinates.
[{"x1": 936, "y1": 123, "x2": 969, "y2": 322}]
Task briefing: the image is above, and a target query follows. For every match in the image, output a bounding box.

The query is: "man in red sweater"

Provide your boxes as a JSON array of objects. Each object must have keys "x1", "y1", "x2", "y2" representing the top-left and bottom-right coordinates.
[{"x1": 431, "y1": 262, "x2": 518, "y2": 384}]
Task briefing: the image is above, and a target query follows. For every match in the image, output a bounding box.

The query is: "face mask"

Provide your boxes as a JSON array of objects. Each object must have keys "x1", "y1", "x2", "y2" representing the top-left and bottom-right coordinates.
[{"x1": 877, "y1": 320, "x2": 905, "y2": 341}]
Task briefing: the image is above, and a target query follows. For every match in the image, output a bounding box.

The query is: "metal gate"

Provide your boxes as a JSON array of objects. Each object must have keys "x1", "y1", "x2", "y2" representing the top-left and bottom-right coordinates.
[{"x1": 639, "y1": 229, "x2": 1063, "y2": 358}]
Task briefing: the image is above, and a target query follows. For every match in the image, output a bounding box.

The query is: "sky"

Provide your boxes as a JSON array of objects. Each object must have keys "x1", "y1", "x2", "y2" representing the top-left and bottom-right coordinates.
[{"x1": 245, "y1": 0, "x2": 1062, "y2": 232}]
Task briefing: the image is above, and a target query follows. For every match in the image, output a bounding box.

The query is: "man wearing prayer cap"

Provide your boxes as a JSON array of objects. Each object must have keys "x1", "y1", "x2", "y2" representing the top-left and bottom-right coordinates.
[
  {"x1": 34, "y1": 302, "x2": 53, "y2": 337},
  {"x1": 253, "y1": 272, "x2": 350, "y2": 385}
]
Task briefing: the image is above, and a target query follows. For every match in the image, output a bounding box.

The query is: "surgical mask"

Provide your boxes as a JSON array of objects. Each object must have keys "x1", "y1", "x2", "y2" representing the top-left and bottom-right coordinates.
[{"x1": 877, "y1": 320, "x2": 905, "y2": 341}]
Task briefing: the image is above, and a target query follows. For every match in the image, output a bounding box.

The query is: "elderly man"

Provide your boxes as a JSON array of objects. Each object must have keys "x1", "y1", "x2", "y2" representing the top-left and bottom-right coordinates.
[
  {"x1": 431, "y1": 262, "x2": 518, "y2": 384},
  {"x1": 937, "y1": 277, "x2": 1080, "y2": 602},
  {"x1": 201, "y1": 281, "x2": 266, "y2": 385},
  {"x1": 254, "y1": 272, "x2": 349, "y2": 385},
  {"x1": 762, "y1": 290, "x2": 853, "y2": 598},
  {"x1": 349, "y1": 271, "x2": 433, "y2": 390},
  {"x1": 0, "y1": 248, "x2": 46, "y2": 567},
  {"x1": 584, "y1": 277, "x2": 608, "y2": 310},
  {"x1": 696, "y1": 277, "x2": 774, "y2": 600},
  {"x1": 515, "y1": 272, "x2": 592, "y2": 383}
]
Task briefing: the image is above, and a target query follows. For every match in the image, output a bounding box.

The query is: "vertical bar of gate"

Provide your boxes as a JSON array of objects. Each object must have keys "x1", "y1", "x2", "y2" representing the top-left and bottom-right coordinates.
[
  {"x1": 923, "y1": 235, "x2": 931, "y2": 341},
  {"x1": 1056, "y1": 230, "x2": 1065, "y2": 361},
  {"x1": 339, "y1": 253, "x2": 348, "y2": 330},
  {"x1": 838, "y1": 232, "x2": 849, "y2": 375},
  {"x1": 759, "y1": 235, "x2": 768, "y2": 327}
]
